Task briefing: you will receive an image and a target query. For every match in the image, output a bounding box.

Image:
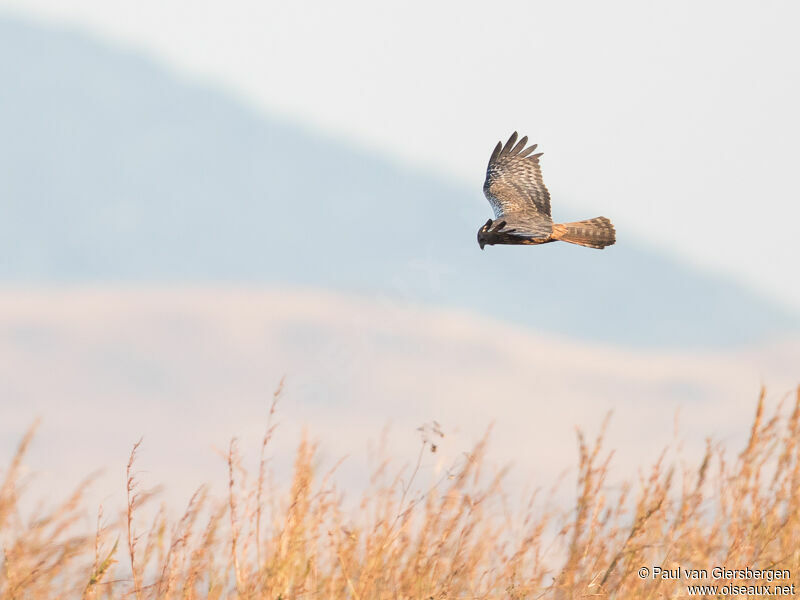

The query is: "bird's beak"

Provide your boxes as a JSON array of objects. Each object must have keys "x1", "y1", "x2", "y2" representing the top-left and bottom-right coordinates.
[{"x1": 480, "y1": 241, "x2": 485, "y2": 251}]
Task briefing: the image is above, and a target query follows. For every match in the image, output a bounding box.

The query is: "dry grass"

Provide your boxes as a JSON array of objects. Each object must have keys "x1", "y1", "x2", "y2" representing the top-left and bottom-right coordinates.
[{"x1": 2, "y1": 385, "x2": 800, "y2": 598}]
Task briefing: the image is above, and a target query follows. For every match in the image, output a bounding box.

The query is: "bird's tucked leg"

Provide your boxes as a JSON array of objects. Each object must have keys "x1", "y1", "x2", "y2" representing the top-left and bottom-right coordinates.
[
  {"x1": 489, "y1": 220, "x2": 517, "y2": 238},
  {"x1": 479, "y1": 218, "x2": 520, "y2": 248},
  {"x1": 493, "y1": 220, "x2": 512, "y2": 233}
]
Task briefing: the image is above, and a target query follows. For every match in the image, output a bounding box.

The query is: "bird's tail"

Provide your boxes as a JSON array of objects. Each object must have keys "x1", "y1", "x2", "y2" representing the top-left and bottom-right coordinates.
[{"x1": 553, "y1": 217, "x2": 616, "y2": 249}]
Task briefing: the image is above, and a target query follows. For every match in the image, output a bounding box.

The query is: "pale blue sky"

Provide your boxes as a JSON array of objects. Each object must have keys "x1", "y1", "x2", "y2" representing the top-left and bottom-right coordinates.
[{"x1": 3, "y1": 0, "x2": 799, "y2": 309}]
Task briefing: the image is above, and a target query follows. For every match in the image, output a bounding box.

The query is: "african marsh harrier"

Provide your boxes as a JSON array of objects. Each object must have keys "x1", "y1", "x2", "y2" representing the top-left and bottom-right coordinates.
[{"x1": 477, "y1": 132, "x2": 616, "y2": 250}]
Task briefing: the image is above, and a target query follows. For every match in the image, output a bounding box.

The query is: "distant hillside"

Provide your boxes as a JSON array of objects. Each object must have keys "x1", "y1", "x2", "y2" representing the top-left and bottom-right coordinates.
[
  {"x1": 2, "y1": 288, "x2": 798, "y2": 506},
  {"x1": 0, "y1": 16, "x2": 796, "y2": 346}
]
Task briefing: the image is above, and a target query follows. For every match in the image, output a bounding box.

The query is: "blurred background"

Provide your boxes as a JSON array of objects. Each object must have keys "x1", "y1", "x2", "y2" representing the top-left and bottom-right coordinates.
[{"x1": 1, "y1": 1, "x2": 798, "y2": 507}]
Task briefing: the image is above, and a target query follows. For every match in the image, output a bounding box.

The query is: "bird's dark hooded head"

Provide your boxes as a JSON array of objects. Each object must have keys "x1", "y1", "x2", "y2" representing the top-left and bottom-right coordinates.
[{"x1": 477, "y1": 219, "x2": 493, "y2": 250}]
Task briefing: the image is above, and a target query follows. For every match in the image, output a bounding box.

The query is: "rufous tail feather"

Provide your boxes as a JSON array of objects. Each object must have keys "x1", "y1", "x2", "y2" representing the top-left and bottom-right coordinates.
[{"x1": 552, "y1": 217, "x2": 616, "y2": 249}]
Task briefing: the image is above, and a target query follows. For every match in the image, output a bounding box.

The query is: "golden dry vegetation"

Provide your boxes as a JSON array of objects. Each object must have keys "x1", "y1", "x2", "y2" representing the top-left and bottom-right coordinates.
[{"x1": 2, "y1": 385, "x2": 800, "y2": 599}]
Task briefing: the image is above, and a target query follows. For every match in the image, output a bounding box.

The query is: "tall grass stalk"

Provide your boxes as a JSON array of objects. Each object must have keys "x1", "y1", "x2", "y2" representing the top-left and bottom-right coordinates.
[{"x1": 1, "y1": 386, "x2": 799, "y2": 598}]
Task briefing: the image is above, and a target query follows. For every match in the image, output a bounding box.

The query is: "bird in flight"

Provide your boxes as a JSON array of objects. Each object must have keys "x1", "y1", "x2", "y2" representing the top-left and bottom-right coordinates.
[{"x1": 478, "y1": 132, "x2": 615, "y2": 250}]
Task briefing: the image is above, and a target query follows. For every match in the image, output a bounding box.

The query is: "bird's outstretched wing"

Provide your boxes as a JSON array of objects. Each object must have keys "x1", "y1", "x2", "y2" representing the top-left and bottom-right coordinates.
[{"x1": 482, "y1": 132, "x2": 552, "y2": 224}]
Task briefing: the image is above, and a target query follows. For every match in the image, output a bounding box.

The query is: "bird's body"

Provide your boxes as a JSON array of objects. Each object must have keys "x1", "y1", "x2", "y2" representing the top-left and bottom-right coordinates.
[{"x1": 477, "y1": 132, "x2": 615, "y2": 250}]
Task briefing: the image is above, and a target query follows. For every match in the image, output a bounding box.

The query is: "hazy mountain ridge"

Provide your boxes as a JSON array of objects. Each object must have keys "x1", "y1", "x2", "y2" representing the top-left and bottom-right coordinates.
[
  {"x1": 1, "y1": 15, "x2": 797, "y2": 347},
  {"x1": 3, "y1": 287, "x2": 797, "y2": 507}
]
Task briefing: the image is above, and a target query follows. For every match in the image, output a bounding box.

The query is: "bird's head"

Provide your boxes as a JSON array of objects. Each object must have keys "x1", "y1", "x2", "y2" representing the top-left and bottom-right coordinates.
[{"x1": 477, "y1": 219, "x2": 493, "y2": 250}]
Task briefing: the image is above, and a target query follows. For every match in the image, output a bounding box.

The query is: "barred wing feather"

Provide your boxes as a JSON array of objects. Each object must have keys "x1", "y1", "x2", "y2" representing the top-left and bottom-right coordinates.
[{"x1": 482, "y1": 132, "x2": 552, "y2": 227}]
